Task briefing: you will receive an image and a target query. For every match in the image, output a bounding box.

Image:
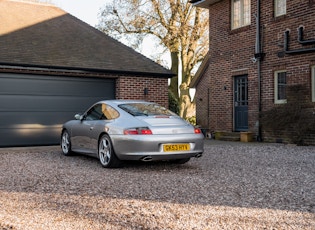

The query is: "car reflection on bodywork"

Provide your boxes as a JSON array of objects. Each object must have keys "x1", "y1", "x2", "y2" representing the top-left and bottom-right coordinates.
[{"x1": 61, "y1": 100, "x2": 204, "y2": 168}]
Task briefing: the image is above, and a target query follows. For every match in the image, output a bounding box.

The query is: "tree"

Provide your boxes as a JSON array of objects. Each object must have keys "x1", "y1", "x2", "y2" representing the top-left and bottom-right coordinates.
[{"x1": 98, "y1": 0, "x2": 209, "y2": 119}]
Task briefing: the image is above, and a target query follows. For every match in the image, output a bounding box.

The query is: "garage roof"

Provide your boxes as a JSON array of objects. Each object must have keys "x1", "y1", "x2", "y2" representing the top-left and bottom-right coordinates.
[
  {"x1": 0, "y1": 0, "x2": 174, "y2": 77},
  {"x1": 190, "y1": 0, "x2": 222, "y2": 8}
]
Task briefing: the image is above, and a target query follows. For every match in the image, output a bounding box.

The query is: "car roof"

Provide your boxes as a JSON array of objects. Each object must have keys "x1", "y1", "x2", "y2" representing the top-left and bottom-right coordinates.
[{"x1": 98, "y1": 100, "x2": 154, "y2": 106}]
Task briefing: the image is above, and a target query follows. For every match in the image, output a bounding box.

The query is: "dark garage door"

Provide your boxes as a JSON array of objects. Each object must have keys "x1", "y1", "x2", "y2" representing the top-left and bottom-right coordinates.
[{"x1": 0, "y1": 73, "x2": 115, "y2": 147}]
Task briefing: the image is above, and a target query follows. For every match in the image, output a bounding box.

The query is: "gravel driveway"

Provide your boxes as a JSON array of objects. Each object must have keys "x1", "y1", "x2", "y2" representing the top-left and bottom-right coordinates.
[{"x1": 0, "y1": 140, "x2": 314, "y2": 229}]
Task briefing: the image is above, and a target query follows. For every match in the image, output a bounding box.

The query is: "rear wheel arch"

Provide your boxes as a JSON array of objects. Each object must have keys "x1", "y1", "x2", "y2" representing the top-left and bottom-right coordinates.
[
  {"x1": 98, "y1": 134, "x2": 122, "y2": 168},
  {"x1": 98, "y1": 132, "x2": 119, "y2": 154},
  {"x1": 98, "y1": 132, "x2": 108, "y2": 145}
]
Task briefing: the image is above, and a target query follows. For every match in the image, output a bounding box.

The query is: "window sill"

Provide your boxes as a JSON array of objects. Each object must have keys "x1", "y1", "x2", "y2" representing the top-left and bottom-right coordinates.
[
  {"x1": 230, "y1": 25, "x2": 251, "y2": 35},
  {"x1": 274, "y1": 99, "x2": 287, "y2": 104},
  {"x1": 273, "y1": 15, "x2": 287, "y2": 22}
]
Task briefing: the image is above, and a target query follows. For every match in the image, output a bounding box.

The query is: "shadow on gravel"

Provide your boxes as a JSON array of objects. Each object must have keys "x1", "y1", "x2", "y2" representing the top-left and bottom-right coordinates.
[{"x1": 0, "y1": 140, "x2": 314, "y2": 214}]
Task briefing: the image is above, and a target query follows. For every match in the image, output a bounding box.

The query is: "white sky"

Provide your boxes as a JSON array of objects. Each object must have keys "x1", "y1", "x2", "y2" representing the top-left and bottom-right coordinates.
[
  {"x1": 51, "y1": 0, "x2": 108, "y2": 26},
  {"x1": 50, "y1": 0, "x2": 171, "y2": 69},
  {"x1": 49, "y1": 0, "x2": 185, "y2": 92},
  {"x1": 51, "y1": 0, "x2": 159, "y2": 57}
]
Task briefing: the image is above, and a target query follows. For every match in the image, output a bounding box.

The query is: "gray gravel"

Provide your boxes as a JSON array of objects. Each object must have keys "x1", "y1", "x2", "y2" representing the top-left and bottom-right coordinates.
[{"x1": 0, "y1": 140, "x2": 314, "y2": 229}]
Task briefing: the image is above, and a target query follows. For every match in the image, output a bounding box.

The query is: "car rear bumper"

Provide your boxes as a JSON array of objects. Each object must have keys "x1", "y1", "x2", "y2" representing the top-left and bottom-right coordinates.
[{"x1": 110, "y1": 134, "x2": 204, "y2": 161}]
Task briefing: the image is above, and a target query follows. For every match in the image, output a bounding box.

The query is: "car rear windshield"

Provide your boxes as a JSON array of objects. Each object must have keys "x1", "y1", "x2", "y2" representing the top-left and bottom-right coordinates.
[{"x1": 118, "y1": 103, "x2": 177, "y2": 116}]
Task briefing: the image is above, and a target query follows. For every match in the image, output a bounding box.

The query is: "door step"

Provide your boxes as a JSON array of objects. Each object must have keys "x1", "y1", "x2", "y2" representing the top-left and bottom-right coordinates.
[{"x1": 215, "y1": 131, "x2": 240, "y2": 141}]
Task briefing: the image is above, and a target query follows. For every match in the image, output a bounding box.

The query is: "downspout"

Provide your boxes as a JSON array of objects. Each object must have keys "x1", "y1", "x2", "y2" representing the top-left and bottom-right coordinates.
[
  {"x1": 298, "y1": 26, "x2": 315, "y2": 45},
  {"x1": 254, "y1": 0, "x2": 263, "y2": 141},
  {"x1": 285, "y1": 30, "x2": 315, "y2": 54}
]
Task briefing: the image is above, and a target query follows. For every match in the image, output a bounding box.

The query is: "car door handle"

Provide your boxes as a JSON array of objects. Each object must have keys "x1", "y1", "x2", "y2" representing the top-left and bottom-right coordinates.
[{"x1": 90, "y1": 127, "x2": 94, "y2": 130}]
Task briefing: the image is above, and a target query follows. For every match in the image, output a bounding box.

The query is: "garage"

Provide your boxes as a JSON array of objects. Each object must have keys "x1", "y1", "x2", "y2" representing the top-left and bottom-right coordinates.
[
  {"x1": 0, "y1": 73, "x2": 115, "y2": 147},
  {"x1": 0, "y1": 1, "x2": 173, "y2": 147}
]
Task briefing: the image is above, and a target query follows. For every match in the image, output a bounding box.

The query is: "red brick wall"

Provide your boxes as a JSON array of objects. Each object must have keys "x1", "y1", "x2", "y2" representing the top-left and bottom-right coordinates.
[
  {"x1": 195, "y1": 66, "x2": 210, "y2": 128},
  {"x1": 203, "y1": 0, "x2": 257, "y2": 132},
  {"x1": 116, "y1": 75, "x2": 169, "y2": 108},
  {"x1": 196, "y1": 0, "x2": 315, "y2": 142},
  {"x1": 260, "y1": 0, "x2": 315, "y2": 111}
]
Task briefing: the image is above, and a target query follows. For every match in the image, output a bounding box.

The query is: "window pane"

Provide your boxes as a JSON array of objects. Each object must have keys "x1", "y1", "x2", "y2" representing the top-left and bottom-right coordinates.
[
  {"x1": 235, "y1": 77, "x2": 248, "y2": 106},
  {"x1": 233, "y1": 0, "x2": 241, "y2": 28},
  {"x1": 243, "y1": 0, "x2": 251, "y2": 25},
  {"x1": 119, "y1": 103, "x2": 176, "y2": 116},
  {"x1": 101, "y1": 104, "x2": 119, "y2": 120},
  {"x1": 86, "y1": 104, "x2": 103, "y2": 120},
  {"x1": 277, "y1": 72, "x2": 286, "y2": 100},
  {"x1": 232, "y1": 0, "x2": 251, "y2": 29},
  {"x1": 275, "y1": 0, "x2": 286, "y2": 17}
]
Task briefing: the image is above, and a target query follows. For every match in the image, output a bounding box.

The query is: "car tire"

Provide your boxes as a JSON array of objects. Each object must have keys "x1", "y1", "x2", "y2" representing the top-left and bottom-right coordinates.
[
  {"x1": 98, "y1": 134, "x2": 122, "y2": 168},
  {"x1": 61, "y1": 130, "x2": 73, "y2": 156},
  {"x1": 171, "y1": 158, "x2": 190, "y2": 164}
]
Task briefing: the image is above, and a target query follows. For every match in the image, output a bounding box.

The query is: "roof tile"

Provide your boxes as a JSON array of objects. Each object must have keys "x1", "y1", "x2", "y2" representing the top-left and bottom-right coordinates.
[{"x1": 0, "y1": 0, "x2": 173, "y2": 76}]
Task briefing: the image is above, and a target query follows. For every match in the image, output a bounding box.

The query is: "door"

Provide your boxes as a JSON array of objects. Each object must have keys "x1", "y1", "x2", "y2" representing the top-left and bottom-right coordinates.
[
  {"x1": 0, "y1": 73, "x2": 115, "y2": 147},
  {"x1": 234, "y1": 75, "x2": 248, "y2": 131},
  {"x1": 71, "y1": 103, "x2": 103, "y2": 153}
]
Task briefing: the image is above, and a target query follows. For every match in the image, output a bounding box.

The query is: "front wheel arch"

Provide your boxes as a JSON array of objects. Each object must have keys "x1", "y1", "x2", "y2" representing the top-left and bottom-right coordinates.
[{"x1": 61, "y1": 129, "x2": 73, "y2": 156}]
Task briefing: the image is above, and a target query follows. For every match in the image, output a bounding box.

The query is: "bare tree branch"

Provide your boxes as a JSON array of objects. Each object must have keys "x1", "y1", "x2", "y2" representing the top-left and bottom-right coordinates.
[{"x1": 97, "y1": 0, "x2": 209, "y2": 119}]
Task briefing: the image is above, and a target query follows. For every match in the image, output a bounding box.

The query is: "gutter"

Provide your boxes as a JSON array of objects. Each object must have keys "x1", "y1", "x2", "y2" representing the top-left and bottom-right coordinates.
[
  {"x1": 190, "y1": 0, "x2": 222, "y2": 8},
  {"x1": 0, "y1": 62, "x2": 175, "y2": 78}
]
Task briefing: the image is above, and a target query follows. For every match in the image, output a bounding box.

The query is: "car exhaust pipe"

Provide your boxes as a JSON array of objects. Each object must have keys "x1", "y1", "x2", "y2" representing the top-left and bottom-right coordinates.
[
  {"x1": 195, "y1": 153, "x2": 202, "y2": 158},
  {"x1": 141, "y1": 156, "x2": 153, "y2": 162}
]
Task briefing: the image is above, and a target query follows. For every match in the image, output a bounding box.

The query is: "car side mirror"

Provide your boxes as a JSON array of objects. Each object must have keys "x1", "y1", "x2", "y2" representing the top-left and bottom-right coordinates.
[{"x1": 74, "y1": 114, "x2": 84, "y2": 120}]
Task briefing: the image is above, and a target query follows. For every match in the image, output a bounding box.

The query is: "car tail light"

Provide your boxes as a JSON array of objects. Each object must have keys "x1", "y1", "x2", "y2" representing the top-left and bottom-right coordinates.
[
  {"x1": 124, "y1": 127, "x2": 153, "y2": 135},
  {"x1": 194, "y1": 128, "x2": 202, "y2": 134}
]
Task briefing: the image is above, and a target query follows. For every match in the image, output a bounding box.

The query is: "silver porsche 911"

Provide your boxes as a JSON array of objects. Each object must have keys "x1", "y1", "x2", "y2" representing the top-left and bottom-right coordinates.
[{"x1": 61, "y1": 100, "x2": 204, "y2": 168}]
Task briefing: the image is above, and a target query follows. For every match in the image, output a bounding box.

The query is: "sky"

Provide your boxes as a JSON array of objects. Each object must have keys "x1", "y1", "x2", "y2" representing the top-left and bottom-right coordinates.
[
  {"x1": 51, "y1": 0, "x2": 108, "y2": 26},
  {"x1": 50, "y1": 0, "x2": 164, "y2": 61},
  {"x1": 49, "y1": 0, "x2": 189, "y2": 93},
  {"x1": 49, "y1": 0, "x2": 174, "y2": 82}
]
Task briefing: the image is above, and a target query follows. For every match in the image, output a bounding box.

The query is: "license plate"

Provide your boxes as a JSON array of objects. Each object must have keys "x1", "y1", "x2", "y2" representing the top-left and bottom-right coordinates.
[{"x1": 163, "y1": 144, "x2": 190, "y2": 152}]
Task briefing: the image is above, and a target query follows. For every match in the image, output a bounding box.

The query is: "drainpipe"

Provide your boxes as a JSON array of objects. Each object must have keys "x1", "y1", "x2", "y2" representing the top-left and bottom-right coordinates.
[
  {"x1": 254, "y1": 0, "x2": 263, "y2": 141},
  {"x1": 285, "y1": 30, "x2": 315, "y2": 54},
  {"x1": 298, "y1": 26, "x2": 315, "y2": 45}
]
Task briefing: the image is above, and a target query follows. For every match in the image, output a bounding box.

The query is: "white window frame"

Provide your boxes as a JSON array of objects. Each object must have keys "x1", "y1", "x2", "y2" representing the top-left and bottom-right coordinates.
[
  {"x1": 231, "y1": 0, "x2": 251, "y2": 29},
  {"x1": 274, "y1": 70, "x2": 287, "y2": 104},
  {"x1": 312, "y1": 65, "x2": 315, "y2": 102},
  {"x1": 275, "y1": 0, "x2": 286, "y2": 17}
]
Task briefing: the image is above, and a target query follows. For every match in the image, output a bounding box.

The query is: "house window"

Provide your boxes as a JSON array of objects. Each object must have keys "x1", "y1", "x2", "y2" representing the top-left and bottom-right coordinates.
[
  {"x1": 312, "y1": 66, "x2": 315, "y2": 102},
  {"x1": 275, "y1": 0, "x2": 286, "y2": 17},
  {"x1": 274, "y1": 70, "x2": 287, "y2": 104},
  {"x1": 231, "y1": 0, "x2": 251, "y2": 29}
]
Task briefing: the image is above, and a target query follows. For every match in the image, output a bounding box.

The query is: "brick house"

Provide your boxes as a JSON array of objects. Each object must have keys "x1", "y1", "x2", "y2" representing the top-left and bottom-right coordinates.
[
  {"x1": 0, "y1": 0, "x2": 173, "y2": 146},
  {"x1": 191, "y1": 0, "x2": 315, "y2": 144}
]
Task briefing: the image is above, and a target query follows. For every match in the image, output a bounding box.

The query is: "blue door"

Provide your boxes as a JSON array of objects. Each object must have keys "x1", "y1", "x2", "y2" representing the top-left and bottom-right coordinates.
[{"x1": 234, "y1": 75, "x2": 248, "y2": 131}]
